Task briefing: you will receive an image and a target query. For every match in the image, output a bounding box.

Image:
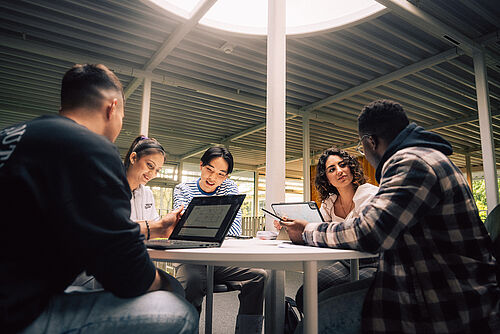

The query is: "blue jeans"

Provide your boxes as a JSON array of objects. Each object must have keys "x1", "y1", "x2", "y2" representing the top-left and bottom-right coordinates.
[
  {"x1": 295, "y1": 278, "x2": 373, "y2": 334},
  {"x1": 20, "y1": 287, "x2": 199, "y2": 334}
]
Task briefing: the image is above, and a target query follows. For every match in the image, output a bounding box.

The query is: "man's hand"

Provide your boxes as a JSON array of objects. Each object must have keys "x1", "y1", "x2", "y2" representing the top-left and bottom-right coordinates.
[
  {"x1": 280, "y1": 218, "x2": 308, "y2": 244},
  {"x1": 155, "y1": 206, "x2": 183, "y2": 238},
  {"x1": 273, "y1": 216, "x2": 288, "y2": 230}
]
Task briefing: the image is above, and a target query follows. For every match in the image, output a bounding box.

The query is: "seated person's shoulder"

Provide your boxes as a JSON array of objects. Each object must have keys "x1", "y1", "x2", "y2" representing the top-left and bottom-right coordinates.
[
  {"x1": 174, "y1": 181, "x2": 193, "y2": 192},
  {"x1": 359, "y1": 183, "x2": 378, "y2": 193},
  {"x1": 31, "y1": 115, "x2": 116, "y2": 155},
  {"x1": 223, "y1": 178, "x2": 238, "y2": 187}
]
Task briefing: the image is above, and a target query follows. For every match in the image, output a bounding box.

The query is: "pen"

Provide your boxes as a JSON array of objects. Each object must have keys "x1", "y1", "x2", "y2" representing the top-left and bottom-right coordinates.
[{"x1": 262, "y1": 208, "x2": 287, "y2": 225}]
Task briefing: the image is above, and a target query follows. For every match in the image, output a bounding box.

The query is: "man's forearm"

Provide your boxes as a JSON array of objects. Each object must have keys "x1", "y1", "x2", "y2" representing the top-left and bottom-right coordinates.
[{"x1": 147, "y1": 269, "x2": 172, "y2": 292}]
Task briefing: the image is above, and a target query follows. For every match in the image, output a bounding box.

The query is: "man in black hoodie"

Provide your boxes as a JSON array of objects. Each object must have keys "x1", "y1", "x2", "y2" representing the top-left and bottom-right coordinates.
[
  {"x1": 0, "y1": 64, "x2": 198, "y2": 333},
  {"x1": 283, "y1": 100, "x2": 499, "y2": 333}
]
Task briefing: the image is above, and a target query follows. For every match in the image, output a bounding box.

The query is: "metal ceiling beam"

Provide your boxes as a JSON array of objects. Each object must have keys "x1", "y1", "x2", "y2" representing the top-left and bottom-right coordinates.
[
  {"x1": 300, "y1": 48, "x2": 464, "y2": 113},
  {"x1": 374, "y1": 0, "x2": 479, "y2": 54},
  {"x1": 427, "y1": 109, "x2": 500, "y2": 132},
  {"x1": 124, "y1": 0, "x2": 217, "y2": 98},
  {"x1": 0, "y1": 35, "x2": 267, "y2": 109},
  {"x1": 374, "y1": 0, "x2": 500, "y2": 68},
  {"x1": 339, "y1": 109, "x2": 500, "y2": 151}
]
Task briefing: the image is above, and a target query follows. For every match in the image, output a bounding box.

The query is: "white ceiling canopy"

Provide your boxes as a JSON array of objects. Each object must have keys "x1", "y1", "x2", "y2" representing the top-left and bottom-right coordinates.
[{"x1": 147, "y1": 0, "x2": 386, "y2": 36}]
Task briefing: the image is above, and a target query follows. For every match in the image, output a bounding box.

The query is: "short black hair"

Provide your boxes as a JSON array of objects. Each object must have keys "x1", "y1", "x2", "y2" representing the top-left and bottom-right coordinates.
[
  {"x1": 61, "y1": 64, "x2": 123, "y2": 111},
  {"x1": 201, "y1": 146, "x2": 234, "y2": 174},
  {"x1": 358, "y1": 100, "x2": 409, "y2": 143},
  {"x1": 124, "y1": 135, "x2": 166, "y2": 170}
]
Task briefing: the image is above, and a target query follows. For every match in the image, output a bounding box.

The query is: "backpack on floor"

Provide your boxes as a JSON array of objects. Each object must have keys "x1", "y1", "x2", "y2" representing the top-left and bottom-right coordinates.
[{"x1": 284, "y1": 296, "x2": 303, "y2": 334}]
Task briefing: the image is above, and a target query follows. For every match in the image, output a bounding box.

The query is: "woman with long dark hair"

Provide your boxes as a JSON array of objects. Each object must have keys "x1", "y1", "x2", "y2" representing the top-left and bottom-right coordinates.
[
  {"x1": 124, "y1": 135, "x2": 183, "y2": 239},
  {"x1": 295, "y1": 147, "x2": 378, "y2": 313},
  {"x1": 314, "y1": 147, "x2": 376, "y2": 221}
]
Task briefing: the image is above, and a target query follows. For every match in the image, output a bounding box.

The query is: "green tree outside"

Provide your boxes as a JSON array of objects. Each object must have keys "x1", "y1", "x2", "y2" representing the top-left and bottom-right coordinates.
[{"x1": 472, "y1": 179, "x2": 500, "y2": 221}]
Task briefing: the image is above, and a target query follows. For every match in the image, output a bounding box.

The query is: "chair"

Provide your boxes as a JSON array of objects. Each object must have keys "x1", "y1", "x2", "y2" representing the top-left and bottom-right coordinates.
[{"x1": 484, "y1": 204, "x2": 500, "y2": 281}]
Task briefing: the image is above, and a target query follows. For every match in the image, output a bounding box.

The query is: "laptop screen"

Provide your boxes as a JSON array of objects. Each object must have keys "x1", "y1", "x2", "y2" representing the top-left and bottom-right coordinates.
[
  {"x1": 178, "y1": 204, "x2": 231, "y2": 237},
  {"x1": 170, "y1": 194, "x2": 246, "y2": 242}
]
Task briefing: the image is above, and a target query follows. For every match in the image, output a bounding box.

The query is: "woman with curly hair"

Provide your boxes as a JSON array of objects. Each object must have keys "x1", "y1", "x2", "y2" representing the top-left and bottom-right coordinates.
[
  {"x1": 315, "y1": 147, "x2": 377, "y2": 221},
  {"x1": 294, "y1": 147, "x2": 379, "y2": 313}
]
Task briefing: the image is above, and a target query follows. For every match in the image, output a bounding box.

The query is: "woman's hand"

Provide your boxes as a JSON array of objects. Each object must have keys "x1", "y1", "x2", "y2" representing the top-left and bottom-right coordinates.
[
  {"x1": 153, "y1": 206, "x2": 184, "y2": 238},
  {"x1": 280, "y1": 218, "x2": 308, "y2": 244}
]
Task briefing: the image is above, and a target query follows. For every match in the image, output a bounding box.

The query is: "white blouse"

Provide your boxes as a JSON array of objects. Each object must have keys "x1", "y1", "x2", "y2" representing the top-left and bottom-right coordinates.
[
  {"x1": 320, "y1": 183, "x2": 379, "y2": 222},
  {"x1": 130, "y1": 184, "x2": 160, "y2": 222}
]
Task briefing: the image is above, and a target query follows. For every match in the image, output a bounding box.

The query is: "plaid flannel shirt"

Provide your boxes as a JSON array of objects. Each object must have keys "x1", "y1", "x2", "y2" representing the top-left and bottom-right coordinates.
[{"x1": 303, "y1": 146, "x2": 499, "y2": 333}]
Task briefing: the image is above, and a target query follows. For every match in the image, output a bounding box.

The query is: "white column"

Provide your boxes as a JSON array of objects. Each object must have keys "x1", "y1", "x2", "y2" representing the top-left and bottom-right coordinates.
[
  {"x1": 473, "y1": 47, "x2": 499, "y2": 212},
  {"x1": 303, "y1": 261, "x2": 318, "y2": 334},
  {"x1": 265, "y1": 0, "x2": 286, "y2": 231},
  {"x1": 254, "y1": 171, "x2": 260, "y2": 217},
  {"x1": 265, "y1": 1, "x2": 286, "y2": 334},
  {"x1": 465, "y1": 153, "x2": 473, "y2": 191},
  {"x1": 140, "y1": 77, "x2": 152, "y2": 136},
  {"x1": 177, "y1": 160, "x2": 184, "y2": 183},
  {"x1": 303, "y1": 115, "x2": 311, "y2": 201}
]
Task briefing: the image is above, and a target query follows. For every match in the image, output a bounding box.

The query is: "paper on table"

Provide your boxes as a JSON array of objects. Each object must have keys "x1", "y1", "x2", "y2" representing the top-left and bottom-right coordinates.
[{"x1": 277, "y1": 242, "x2": 312, "y2": 248}]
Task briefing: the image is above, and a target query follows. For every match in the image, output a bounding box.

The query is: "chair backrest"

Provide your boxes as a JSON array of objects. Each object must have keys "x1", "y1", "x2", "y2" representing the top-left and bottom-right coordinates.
[
  {"x1": 484, "y1": 204, "x2": 500, "y2": 281},
  {"x1": 484, "y1": 204, "x2": 500, "y2": 244}
]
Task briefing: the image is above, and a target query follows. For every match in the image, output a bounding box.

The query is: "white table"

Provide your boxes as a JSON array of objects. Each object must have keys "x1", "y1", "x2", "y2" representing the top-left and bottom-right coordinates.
[{"x1": 149, "y1": 238, "x2": 377, "y2": 334}]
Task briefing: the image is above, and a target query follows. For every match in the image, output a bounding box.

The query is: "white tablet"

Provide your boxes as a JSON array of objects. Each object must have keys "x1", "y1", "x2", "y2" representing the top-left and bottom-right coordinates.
[{"x1": 271, "y1": 201, "x2": 324, "y2": 222}]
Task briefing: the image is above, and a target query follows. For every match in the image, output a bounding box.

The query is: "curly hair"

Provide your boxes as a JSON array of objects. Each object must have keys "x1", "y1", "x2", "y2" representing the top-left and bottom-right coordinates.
[{"x1": 315, "y1": 147, "x2": 366, "y2": 201}]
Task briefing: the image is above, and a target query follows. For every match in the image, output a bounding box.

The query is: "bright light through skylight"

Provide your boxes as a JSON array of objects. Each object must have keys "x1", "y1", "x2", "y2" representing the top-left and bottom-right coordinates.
[{"x1": 147, "y1": 0, "x2": 385, "y2": 36}]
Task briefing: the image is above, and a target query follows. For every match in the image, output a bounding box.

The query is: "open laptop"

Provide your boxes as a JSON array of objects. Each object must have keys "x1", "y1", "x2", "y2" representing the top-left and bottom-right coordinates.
[{"x1": 144, "y1": 194, "x2": 246, "y2": 249}]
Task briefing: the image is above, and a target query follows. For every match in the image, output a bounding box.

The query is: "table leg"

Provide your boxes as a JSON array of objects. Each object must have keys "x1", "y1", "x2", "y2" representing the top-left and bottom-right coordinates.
[
  {"x1": 264, "y1": 269, "x2": 285, "y2": 334},
  {"x1": 303, "y1": 260, "x2": 318, "y2": 334},
  {"x1": 350, "y1": 259, "x2": 359, "y2": 281},
  {"x1": 206, "y1": 265, "x2": 214, "y2": 334}
]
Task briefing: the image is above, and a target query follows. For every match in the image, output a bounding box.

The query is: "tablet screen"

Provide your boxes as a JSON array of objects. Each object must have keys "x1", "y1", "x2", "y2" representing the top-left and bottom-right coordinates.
[{"x1": 271, "y1": 202, "x2": 324, "y2": 222}]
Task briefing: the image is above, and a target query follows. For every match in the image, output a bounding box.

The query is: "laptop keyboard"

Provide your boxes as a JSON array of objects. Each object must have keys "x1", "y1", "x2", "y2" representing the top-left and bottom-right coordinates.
[
  {"x1": 144, "y1": 239, "x2": 219, "y2": 249},
  {"x1": 147, "y1": 239, "x2": 200, "y2": 246}
]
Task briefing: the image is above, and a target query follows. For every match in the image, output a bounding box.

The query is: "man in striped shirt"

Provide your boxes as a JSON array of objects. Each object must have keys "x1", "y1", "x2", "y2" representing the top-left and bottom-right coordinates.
[
  {"x1": 174, "y1": 146, "x2": 267, "y2": 334},
  {"x1": 283, "y1": 100, "x2": 499, "y2": 333}
]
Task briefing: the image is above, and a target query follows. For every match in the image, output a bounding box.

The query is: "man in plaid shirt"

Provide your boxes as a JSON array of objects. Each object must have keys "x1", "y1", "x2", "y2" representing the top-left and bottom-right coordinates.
[{"x1": 284, "y1": 100, "x2": 499, "y2": 333}]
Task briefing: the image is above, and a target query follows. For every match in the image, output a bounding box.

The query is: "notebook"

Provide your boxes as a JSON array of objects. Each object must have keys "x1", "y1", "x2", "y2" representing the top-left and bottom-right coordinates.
[{"x1": 144, "y1": 194, "x2": 246, "y2": 249}]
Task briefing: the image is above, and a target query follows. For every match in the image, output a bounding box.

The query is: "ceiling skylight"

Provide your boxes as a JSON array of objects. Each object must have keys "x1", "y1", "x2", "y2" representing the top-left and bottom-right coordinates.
[{"x1": 147, "y1": 0, "x2": 386, "y2": 36}]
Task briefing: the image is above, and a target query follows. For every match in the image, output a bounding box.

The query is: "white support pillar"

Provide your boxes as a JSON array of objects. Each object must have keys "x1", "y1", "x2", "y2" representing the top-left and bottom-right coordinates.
[
  {"x1": 254, "y1": 171, "x2": 259, "y2": 217},
  {"x1": 303, "y1": 115, "x2": 311, "y2": 201},
  {"x1": 140, "y1": 77, "x2": 152, "y2": 136},
  {"x1": 177, "y1": 160, "x2": 184, "y2": 183},
  {"x1": 465, "y1": 153, "x2": 473, "y2": 191},
  {"x1": 473, "y1": 47, "x2": 499, "y2": 212},
  {"x1": 265, "y1": 0, "x2": 286, "y2": 230},
  {"x1": 265, "y1": 1, "x2": 286, "y2": 334}
]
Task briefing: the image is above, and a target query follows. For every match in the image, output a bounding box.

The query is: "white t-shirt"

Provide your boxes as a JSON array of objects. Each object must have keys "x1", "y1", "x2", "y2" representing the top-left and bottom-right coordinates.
[
  {"x1": 130, "y1": 184, "x2": 160, "y2": 222},
  {"x1": 320, "y1": 183, "x2": 379, "y2": 222}
]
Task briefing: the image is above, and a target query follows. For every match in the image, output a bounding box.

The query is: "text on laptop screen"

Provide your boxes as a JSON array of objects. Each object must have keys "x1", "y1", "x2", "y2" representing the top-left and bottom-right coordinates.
[{"x1": 178, "y1": 204, "x2": 232, "y2": 237}]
